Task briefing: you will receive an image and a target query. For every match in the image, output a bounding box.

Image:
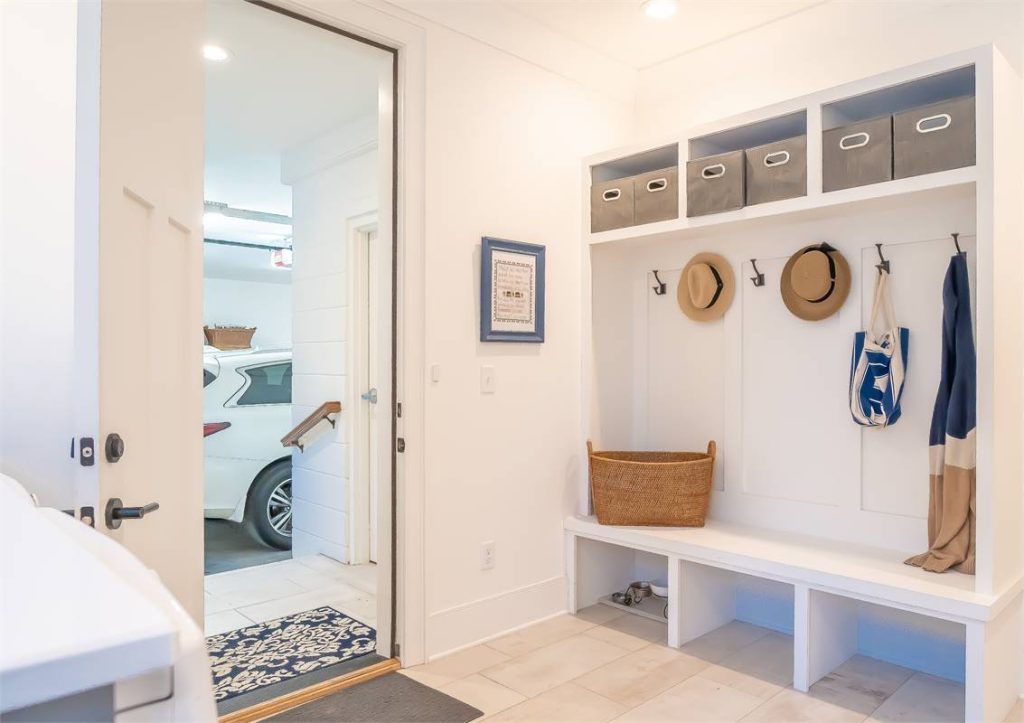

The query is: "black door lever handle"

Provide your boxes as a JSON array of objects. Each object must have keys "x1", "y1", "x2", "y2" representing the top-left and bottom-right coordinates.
[{"x1": 105, "y1": 498, "x2": 160, "y2": 529}]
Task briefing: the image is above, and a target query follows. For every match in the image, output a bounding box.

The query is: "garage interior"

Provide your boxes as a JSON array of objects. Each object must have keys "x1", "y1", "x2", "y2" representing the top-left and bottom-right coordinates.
[{"x1": 198, "y1": 1, "x2": 393, "y2": 705}]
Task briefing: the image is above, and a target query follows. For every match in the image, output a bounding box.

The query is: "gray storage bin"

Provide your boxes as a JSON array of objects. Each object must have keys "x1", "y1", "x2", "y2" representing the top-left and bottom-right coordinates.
[
  {"x1": 633, "y1": 167, "x2": 679, "y2": 225},
  {"x1": 686, "y1": 150, "x2": 745, "y2": 217},
  {"x1": 894, "y1": 96, "x2": 975, "y2": 179},
  {"x1": 590, "y1": 178, "x2": 634, "y2": 232},
  {"x1": 822, "y1": 116, "x2": 893, "y2": 192},
  {"x1": 745, "y1": 136, "x2": 807, "y2": 205}
]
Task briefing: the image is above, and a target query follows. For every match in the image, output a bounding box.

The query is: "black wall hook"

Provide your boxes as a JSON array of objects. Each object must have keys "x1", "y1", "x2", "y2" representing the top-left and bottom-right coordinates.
[
  {"x1": 952, "y1": 232, "x2": 964, "y2": 255},
  {"x1": 875, "y1": 243, "x2": 890, "y2": 274},
  {"x1": 651, "y1": 270, "x2": 667, "y2": 296},
  {"x1": 750, "y1": 259, "x2": 765, "y2": 287}
]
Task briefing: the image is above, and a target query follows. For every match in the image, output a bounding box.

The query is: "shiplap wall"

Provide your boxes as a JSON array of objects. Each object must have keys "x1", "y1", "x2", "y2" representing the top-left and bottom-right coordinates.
[
  {"x1": 283, "y1": 119, "x2": 378, "y2": 563},
  {"x1": 591, "y1": 186, "x2": 977, "y2": 555}
]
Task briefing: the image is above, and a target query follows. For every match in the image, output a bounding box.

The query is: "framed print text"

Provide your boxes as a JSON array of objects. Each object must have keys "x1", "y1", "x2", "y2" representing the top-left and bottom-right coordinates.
[{"x1": 480, "y1": 237, "x2": 546, "y2": 343}]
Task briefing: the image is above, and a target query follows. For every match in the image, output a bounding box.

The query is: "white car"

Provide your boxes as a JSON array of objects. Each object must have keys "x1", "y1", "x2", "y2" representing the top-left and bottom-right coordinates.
[{"x1": 203, "y1": 347, "x2": 293, "y2": 549}]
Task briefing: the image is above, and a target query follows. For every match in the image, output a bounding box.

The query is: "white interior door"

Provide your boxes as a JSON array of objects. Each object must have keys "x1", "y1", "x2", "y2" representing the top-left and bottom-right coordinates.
[
  {"x1": 82, "y1": 0, "x2": 204, "y2": 621},
  {"x1": 367, "y1": 228, "x2": 380, "y2": 564}
]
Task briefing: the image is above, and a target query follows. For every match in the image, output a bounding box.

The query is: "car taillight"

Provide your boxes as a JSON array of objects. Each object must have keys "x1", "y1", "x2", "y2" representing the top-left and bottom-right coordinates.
[{"x1": 204, "y1": 422, "x2": 231, "y2": 437}]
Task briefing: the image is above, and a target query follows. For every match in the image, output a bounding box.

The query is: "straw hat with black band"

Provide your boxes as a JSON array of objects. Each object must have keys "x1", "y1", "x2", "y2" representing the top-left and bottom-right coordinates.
[
  {"x1": 780, "y1": 243, "x2": 851, "y2": 321},
  {"x1": 677, "y1": 252, "x2": 735, "y2": 322}
]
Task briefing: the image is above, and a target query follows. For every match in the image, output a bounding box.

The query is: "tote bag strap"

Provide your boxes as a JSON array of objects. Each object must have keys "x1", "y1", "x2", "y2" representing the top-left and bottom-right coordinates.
[{"x1": 868, "y1": 269, "x2": 897, "y2": 337}]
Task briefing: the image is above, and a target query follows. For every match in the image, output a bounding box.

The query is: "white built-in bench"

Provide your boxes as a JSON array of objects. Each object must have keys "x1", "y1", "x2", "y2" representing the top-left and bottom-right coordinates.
[{"x1": 565, "y1": 515, "x2": 1022, "y2": 723}]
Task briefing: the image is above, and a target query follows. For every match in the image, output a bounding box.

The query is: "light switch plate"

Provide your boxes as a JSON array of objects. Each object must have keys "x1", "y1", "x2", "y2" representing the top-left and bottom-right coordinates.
[{"x1": 481, "y1": 365, "x2": 496, "y2": 394}]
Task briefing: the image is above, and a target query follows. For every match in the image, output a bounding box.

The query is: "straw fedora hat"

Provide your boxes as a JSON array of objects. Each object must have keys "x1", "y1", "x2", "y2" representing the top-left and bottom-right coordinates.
[
  {"x1": 677, "y1": 252, "x2": 734, "y2": 321},
  {"x1": 780, "y1": 243, "x2": 851, "y2": 321}
]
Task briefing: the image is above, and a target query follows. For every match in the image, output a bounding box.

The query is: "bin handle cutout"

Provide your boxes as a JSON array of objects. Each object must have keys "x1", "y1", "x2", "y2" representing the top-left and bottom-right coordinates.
[
  {"x1": 763, "y1": 150, "x2": 791, "y2": 168},
  {"x1": 646, "y1": 178, "x2": 668, "y2": 193},
  {"x1": 916, "y1": 113, "x2": 952, "y2": 134},
  {"x1": 701, "y1": 163, "x2": 726, "y2": 180},
  {"x1": 602, "y1": 188, "x2": 621, "y2": 202},
  {"x1": 839, "y1": 132, "x2": 870, "y2": 150}
]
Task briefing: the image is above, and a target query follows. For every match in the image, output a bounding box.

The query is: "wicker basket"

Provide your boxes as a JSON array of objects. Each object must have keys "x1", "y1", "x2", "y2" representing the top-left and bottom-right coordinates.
[
  {"x1": 588, "y1": 440, "x2": 716, "y2": 527},
  {"x1": 204, "y1": 326, "x2": 256, "y2": 350}
]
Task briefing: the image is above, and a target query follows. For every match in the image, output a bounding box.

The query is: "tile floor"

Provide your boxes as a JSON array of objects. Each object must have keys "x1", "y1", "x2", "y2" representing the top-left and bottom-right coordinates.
[
  {"x1": 402, "y1": 606, "x2": 1022, "y2": 722},
  {"x1": 203, "y1": 554, "x2": 377, "y2": 636}
]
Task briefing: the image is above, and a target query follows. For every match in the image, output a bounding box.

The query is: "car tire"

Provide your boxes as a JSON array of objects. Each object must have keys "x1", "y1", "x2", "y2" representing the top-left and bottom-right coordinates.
[{"x1": 245, "y1": 461, "x2": 293, "y2": 550}]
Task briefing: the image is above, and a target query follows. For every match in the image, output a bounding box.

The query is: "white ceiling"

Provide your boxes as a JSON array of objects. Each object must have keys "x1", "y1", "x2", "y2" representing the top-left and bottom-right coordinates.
[
  {"x1": 501, "y1": 0, "x2": 824, "y2": 70},
  {"x1": 204, "y1": 242, "x2": 292, "y2": 284},
  {"x1": 203, "y1": 0, "x2": 388, "y2": 280}
]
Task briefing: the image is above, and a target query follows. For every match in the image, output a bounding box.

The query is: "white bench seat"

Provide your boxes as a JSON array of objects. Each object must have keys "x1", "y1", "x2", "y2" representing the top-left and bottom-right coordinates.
[
  {"x1": 566, "y1": 515, "x2": 1018, "y2": 623},
  {"x1": 566, "y1": 515, "x2": 1023, "y2": 722}
]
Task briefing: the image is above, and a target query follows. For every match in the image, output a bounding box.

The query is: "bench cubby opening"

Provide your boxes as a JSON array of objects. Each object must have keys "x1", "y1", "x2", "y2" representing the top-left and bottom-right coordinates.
[
  {"x1": 796, "y1": 587, "x2": 966, "y2": 695},
  {"x1": 673, "y1": 560, "x2": 793, "y2": 648},
  {"x1": 572, "y1": 536, "x2": 669, "y2": 624}
]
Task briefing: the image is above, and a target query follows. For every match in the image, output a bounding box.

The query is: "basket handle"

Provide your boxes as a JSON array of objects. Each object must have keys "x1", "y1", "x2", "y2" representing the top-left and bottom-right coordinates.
[{"x1": 707, "y1": 440, "x2": 717, "y2": 459}]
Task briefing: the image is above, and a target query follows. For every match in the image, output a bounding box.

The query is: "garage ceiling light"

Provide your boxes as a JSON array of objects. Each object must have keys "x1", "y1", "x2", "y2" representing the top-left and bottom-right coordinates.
[
  {"x1": 203, "y1": 45, "x2": 232, "y2": 62},
  {"x1": 642, "y1": 0, "x2": 678, "y2": 19}
]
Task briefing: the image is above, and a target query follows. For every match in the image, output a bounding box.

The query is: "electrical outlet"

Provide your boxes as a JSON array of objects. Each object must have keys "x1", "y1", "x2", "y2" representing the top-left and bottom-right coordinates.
[
  {"x1": 481, "y1": 541, "x2": 496, "y2": 570},
  {"x1": 480, "y1": 365, "x2": 496, "y2": 394}
]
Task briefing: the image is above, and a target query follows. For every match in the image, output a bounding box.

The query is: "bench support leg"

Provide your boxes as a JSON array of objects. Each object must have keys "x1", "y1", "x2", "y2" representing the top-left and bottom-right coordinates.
[
  {"x1": 675, "y1": 560, "x2": 737, "y2": 645},
  {"x1": 794, "y1": 586, "x2": 857, "y2": 693},
  {"x1": 965, "y1": 592, "x2": 1021, "y2": 723}
]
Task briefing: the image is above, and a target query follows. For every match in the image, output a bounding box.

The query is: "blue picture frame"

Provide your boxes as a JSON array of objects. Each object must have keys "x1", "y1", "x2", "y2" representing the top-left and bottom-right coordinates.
[{"x1": 480, "y1": 237, "x2": 545, "y2": 343}]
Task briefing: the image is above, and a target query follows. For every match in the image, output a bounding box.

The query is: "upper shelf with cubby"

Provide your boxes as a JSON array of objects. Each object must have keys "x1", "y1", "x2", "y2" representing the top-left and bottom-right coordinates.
[{"x1": 584, "y1": 49, "x2": 985, "y2": 246}]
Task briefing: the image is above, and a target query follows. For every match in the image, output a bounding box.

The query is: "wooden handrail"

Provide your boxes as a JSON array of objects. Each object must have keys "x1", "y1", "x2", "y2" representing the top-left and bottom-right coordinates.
[{"x1": 281, "y1": 401, "x2": 341, "y2": 451}]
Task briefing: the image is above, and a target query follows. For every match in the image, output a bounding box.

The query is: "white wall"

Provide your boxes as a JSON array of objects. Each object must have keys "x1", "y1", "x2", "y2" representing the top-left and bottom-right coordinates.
[
  {"x1": 282, "y1": 117, "x2": 379, "y2": 564},
  {"x1": 0, "y1": 1, "x2": 80, "y2": 508},
  {"x1": 414, "y1": 23, "x2": 633, "y2": 657},
  {"x1": 203, "y1": 277, "x2": 292, "y2": 349},
  {"x1": 636, "y1": 0, "x2": 1022, "y2": 136}
]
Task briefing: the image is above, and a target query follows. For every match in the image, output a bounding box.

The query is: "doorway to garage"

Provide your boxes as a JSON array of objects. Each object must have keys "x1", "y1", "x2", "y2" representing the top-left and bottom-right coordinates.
[{"x1": 198, "y1": 0, "x2": 396, "y2": 712}]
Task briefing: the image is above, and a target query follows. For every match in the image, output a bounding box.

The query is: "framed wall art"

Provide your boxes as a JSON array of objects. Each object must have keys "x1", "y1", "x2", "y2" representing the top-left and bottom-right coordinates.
[{"x1": 480, "y1": 237, "x2": 545, "y2": 343}]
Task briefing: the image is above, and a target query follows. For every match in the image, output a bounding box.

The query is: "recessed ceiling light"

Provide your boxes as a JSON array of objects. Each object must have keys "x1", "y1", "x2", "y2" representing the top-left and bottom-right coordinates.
[
  {"x1": 203, "y1": 45, "x2": 232, "y2": 62},
  {"x1": 642, "y1": 0, "x2": 678, "y2": 20}
]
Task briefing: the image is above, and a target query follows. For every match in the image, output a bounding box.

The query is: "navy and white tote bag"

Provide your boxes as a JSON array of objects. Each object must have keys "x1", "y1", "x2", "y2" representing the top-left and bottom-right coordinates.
[{"x1": 850, "y1": 270, "x2": 909, "y2": 427}]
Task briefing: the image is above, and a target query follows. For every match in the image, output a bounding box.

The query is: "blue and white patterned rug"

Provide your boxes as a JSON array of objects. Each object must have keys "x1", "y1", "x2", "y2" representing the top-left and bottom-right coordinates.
[{"x1": 206, "y1": 606, "x2": 377, "y2": 702}]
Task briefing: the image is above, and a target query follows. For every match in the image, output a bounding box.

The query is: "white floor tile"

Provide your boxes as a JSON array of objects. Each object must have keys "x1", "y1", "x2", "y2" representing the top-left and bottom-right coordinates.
[
  {"x1": 574, "y1": 643, "x2": 708, "y2": 708},
  {"x1": 573, "y1": 604, "x2": 626, "y2": 626},
  {"x1": 203, "y1": 592, "x2": 233, "y2": 615},
  {"x1": 441, "y1": 674, "x2": 526, "y2": 717},
  {"x1": 481, "y1": 634, "x2": 628, "y2": 697},
  {"x1": 617, "y1": 674, "x2": 764, "y2": 723},
  {"x1": 809, "y1": 655, "x2": 913, "y2": 716},
  {"x1": 204, "y1": 610, "x2": 253, "y2": 636},
  {"x1": 403, "y1": 645, "x2": 511, "y2": 688},
  {"x1": 867, "y1": 673, "x2": 964, "y2": 723},
  {"x1": 485, "y1": 682, "x2": 625, "y2": 722},
  {"x1": 485, "y1": 615, "x2": 596, "y2": 658},
  {"x1": 742, "y1": 688, "x2": 868, "y2": 722},
  {"x1": 236, "y1": 582, "x2": 364, "y2": 623}
]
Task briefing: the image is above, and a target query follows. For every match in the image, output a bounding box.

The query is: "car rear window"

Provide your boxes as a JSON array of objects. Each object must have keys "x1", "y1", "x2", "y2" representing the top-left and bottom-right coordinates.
[
  {"x1": 203, "y1": 369, "x2": 217, "y2": 388},
  {"x1": 237, "y1": 363, "x2": 292, "y2": 405}
]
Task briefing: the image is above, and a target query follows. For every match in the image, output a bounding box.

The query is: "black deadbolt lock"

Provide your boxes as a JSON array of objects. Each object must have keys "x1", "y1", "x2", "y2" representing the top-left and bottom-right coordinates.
[{"x1": 105, "y1": 433, "x2": 125, "y2": 463}]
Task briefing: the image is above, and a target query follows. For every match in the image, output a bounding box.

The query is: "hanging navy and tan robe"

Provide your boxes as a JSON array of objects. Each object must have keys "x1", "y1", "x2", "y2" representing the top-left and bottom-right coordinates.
[{"x1": 905, "y1": 253, "x2": 976, "y2": 574}]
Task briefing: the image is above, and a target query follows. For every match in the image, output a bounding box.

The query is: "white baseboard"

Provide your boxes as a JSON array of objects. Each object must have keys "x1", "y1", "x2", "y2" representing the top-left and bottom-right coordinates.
[{"x1": 425, "y1": 575, "x2": 567, "y2": 659}]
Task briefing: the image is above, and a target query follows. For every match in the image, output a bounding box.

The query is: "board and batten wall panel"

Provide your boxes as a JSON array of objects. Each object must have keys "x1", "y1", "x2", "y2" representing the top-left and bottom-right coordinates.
[
  {"x1": 282, "y1": 118, "x2": 378, "y2": 563},
  {"x1": 591, "y1": 188, "x2": 976, "y2": 554}
]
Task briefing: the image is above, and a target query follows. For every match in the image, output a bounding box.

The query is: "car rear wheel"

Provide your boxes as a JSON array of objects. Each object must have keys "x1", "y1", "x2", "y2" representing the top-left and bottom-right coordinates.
[{"x1": 245, "y1": 462, "x2": 292, "y2": 550}]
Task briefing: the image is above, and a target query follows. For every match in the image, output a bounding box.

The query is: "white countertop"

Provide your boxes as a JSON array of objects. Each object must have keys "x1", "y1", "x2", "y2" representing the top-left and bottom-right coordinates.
[{"x1": 0, "y1": 477, "x2": 178, "y2": 713}]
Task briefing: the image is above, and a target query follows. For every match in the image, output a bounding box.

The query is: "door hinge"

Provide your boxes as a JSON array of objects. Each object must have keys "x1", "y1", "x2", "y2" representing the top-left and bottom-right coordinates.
[
  {"x1": 397, "y1": 402, "x2": 402, "y2": 418},
  {"x1": 396, "y1": 437, "x2": 405, "y2": 453},
  {"x1": 394, "y1": 642, "x2": 401, "y2": 660}
]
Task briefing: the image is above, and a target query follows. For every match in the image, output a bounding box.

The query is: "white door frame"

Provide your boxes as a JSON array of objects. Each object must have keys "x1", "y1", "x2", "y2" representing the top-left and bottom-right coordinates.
[
  {"x1": 347, "y1": 213, "x2": 381, "y2": 566},
  {"x1": 266, "y1": 0, "x2": 427, "y2": 666}
]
